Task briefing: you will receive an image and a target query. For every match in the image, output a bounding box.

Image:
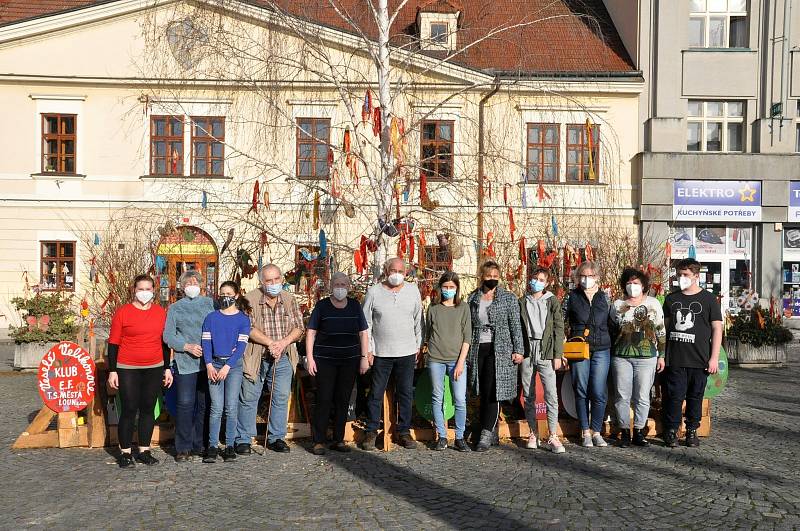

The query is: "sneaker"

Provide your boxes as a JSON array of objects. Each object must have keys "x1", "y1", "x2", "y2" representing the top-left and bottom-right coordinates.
[
  {"x1": 618, "y1": 429, "x2": 631, "y2": 448},
  {"x1": 360, "y1": 432, "x2": 377, "y2": 451},
  {"x1": 663, "y1": 429, "x2": 678, "y2": 448},
  {"x1": 235, "y1": 443, "x2": 252, "y2": 455},
  {"x1": 312, "y1": 443, "x2": 326, "y2": 455},
  {"x1": 685, "y1": 429, "x2": 700, "y2": 448},
  {"x1": 526, "y1": 433, "x2": 538, "y2": 450},
  {"x1": 546, "y1": 435, "x2": 565, "y2": 454},
  {"x1": 203, "y1": 446, "x2": 218, "y2": 463},
  {"x1": 135, "y1": 450, "x2": 159, "y2": 466},
  {"x1": 268, "y1": 439, "x2": 290, "y2": 453},
  {"x1": 581, "y1": 433, "x2": 593, "y2": 447},
  {"x1": 398, "y1": 433, "x2": 418, "y2": 449},
  {"x1": 191, "y1": 448, "x2": 204, "y2": 458},
  {"x1": 174, "y1": 452, "x2": 191, "y2": 463},
  {"x1": 330, "y1": 441, "x2": 351, "y2": 453},
  {"x1": 434, "y1": 438, "x2": 448, "y2": 451},
  {"x1": 475, "y1": 429, "x2": 493, "y2": 452},
  {"x1": 633, "y1": 428, "x2": 650, "y2": 447},
  {"x1": 453, "y1": 439, "x2": 471, "y2": 452},
  {"x1": 117, "y1": 452, "x2": 136, "y2": 469},
  {"x1": 591, "y1": 433, "x2": 608, "y2": 447},
  {"x1": 222, "y1": 446, "x2": 238, "y2": 461}
]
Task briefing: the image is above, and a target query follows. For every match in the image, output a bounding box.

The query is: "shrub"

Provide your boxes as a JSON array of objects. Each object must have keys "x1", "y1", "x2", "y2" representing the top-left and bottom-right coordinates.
[{"x1": 9, "y1": 292, "x2": 78, "y2": 344}]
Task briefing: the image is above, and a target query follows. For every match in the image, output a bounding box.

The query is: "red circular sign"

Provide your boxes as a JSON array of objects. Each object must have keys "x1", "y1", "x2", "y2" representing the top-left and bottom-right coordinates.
[{"x1": 38, "y1": 341, "x2": 96, "y2": 413}]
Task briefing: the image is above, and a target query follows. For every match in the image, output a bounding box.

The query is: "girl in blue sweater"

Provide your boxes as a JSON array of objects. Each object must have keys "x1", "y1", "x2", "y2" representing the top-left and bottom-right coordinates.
[{"x1": 201, "y1": 281, "x2": 251, "y2": 463}]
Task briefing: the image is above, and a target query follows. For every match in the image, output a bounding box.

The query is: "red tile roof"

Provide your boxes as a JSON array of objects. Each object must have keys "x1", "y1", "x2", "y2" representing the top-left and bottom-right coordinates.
[
  {"x1": 1, "y1": 0, "x2": 636, "y2": 75},
  {"x1": 0, "y1": 0, "x2": 106, "y2": 25}
]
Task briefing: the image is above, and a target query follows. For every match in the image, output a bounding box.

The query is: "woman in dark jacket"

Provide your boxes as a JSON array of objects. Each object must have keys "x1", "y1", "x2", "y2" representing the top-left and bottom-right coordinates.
[
  {"x1": 467, "y1": 260, "x2": 525, "y2": 452},
  {"x1": 564, "y1": 261, "x2": 617, "y2": 448}
]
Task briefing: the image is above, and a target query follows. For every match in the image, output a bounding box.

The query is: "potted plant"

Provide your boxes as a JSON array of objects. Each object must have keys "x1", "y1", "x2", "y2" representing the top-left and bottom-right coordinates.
[
  {"x1": 10, "y1": 291, "x2": 78, "y2": 369},
  {"x1": 725, "y1": 292, "x2": 793, "y2": 367}
]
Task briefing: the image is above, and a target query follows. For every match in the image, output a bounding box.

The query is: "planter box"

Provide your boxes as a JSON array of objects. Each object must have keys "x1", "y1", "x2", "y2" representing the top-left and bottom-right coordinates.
[
  {"x1": 13, "y1": 342, "x2": 57, "y2": 370},
  {"x1": 725, "y1": 338, "x2": 787, "y2": 367}
]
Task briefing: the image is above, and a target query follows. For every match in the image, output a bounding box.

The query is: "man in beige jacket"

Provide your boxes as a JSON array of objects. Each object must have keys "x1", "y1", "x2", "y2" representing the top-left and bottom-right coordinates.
[{"x1": 234, "y1": 264, "x2": 304, "y2": 454}]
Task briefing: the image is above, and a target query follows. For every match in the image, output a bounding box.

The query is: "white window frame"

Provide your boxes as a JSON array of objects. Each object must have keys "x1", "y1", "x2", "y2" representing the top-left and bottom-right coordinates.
[
  {"x1": 30, "y1": 95, "x2": 86, "y2": 176},
  {"x1": 688, "y1": 0, "x2": 748, "y2": 49},
  {"x1": 687, "y1": 100, "x2": 745, "y2": 152}
]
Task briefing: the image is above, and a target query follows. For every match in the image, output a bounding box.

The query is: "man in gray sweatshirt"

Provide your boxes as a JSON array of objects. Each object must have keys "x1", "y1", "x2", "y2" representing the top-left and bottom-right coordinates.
[{"x1": 360, "y1": 257, "x2": 423, "y2": 450}]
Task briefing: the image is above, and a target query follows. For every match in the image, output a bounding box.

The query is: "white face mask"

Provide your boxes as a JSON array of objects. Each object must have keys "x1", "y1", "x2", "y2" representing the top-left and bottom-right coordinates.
[
  {"x1": 679, "y1": 276, "x2": 694, "y2": 291},
  {"x1": 387, "y1": 273, "x2": 405, "y2": 287},
  {"x1": 580, "y1": 276, "x2": 596, "y2": 290},
  {"x1": 183, "y1": 285, "x2": 201, "y2": 299},
  {"x1": 625, "y1": 283, "x2": 643, "y2": 298},
  {"x1": 135, "y1": 290, "x2": 154, "y2": 304},
  {"x1": 332, "y1": 287, "x2": 348, "y2": 301}
]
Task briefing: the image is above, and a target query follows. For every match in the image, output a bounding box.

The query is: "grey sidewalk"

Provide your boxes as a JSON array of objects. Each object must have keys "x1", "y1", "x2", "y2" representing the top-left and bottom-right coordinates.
[{"x1": 1, "y1": 351, "x2": 798, "y2": 530}]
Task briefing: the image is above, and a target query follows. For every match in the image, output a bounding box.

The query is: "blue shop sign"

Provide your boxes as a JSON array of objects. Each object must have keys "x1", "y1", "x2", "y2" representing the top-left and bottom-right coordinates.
[
  {"x1": 673, "y1": 180, "x2": 761, "y2": 222},
  {"x1": 788, "y1": 182, "x2": 800, "y2": 222}
]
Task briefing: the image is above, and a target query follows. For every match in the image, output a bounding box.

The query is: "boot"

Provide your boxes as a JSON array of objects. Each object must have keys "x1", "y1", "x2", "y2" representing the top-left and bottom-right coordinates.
[
  {"x1": 360, "y1": 431, "x2": 377, "y2": 451},
  {"x1": 397, "y1": 433, "x2": 418, "y2": 449},
  {"x1": 633, "y1": 428, "x2": 650, "y2": 447},
  {"x1": 618, "y1": 429, "x2": 631, "y2": 448},
  {"x1": 663, "y1": 429, "x2": 678, "y2": 448},
  {"x1": 685, "y1": 429, "x2": 700, "y2": 448},
  {"x1": 475, "y1": 429, "x2": 493, "y2": 452}
]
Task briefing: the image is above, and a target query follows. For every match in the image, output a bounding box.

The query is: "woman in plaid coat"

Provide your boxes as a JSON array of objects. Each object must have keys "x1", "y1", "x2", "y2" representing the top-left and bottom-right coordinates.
[{"x1": 467, "y1": 260, "x2": 525, "y2": 451}]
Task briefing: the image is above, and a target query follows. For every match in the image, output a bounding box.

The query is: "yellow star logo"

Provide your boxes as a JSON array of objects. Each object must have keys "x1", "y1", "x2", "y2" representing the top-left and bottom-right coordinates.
[{"x1": 739, "y1": 183, "x2": 757, "y2": 202}]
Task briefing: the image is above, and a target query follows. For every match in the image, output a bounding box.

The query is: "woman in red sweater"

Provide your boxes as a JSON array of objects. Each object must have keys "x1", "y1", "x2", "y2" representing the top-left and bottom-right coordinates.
[{"x1": 107, "y1": 274, "x2": 173, "y2": 468}]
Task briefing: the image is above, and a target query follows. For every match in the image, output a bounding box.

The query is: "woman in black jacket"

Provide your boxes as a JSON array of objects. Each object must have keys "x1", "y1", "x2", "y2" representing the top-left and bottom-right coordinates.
[{"x1": 564, "y1": 261, "x2": 617, "y2": 448}]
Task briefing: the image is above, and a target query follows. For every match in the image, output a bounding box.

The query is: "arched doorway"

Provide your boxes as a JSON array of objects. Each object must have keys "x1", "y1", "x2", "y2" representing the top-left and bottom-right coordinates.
[{"x1": 155, "y1": 226, "x2": 218, "y2": 305}]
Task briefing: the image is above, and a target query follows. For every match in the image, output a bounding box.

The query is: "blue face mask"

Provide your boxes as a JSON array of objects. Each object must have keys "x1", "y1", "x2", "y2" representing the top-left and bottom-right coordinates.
[
  {"x1": 264, "y1": 284, "x2": 283, "y2": 297},
  {"x1": 529, "y1": 279, "x2": 546, "y2": 293},
  {"x1": 441, "y1": 288, "x2": 457, "y2": 300}
]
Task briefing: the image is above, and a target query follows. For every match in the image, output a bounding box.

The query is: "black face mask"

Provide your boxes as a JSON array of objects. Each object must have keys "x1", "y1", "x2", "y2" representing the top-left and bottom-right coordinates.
[
  {"x1": 482, "y1": 279, "x2": 499, "y2": 290},
  {"x1": 218, "y1": 296, "x2": 237, "y2": 309}
]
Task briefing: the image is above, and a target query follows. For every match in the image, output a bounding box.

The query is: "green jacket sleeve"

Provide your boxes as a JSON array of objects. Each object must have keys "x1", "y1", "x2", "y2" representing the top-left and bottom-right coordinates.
[{"x1": 551, "y1": 296, "x2": 565, "y2": 358}]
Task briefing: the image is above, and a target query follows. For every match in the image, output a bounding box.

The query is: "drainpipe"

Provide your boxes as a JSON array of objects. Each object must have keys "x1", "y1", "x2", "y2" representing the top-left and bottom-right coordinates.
[{"x1": 476, "y1": 77, "x2": 501, "y2": 269}]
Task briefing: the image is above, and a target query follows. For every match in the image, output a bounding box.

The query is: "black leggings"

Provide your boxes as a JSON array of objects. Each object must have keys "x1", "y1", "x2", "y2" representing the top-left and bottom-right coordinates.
[
  {"x1": 478, "y1": 343, "x2": 499, "y2": 432},
  {"x1": 313, "y1": 358, "x2": 359, "y2": 444},
  {"x1": 117, "y1": 367, "x2": 163, "y2": 450}
]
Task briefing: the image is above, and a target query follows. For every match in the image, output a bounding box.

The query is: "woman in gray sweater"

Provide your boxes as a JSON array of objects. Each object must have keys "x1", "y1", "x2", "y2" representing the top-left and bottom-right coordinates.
[
  {"x1": 424, "y1": 272, "x2": 472, "y2": 452},
  {"x1": 163, "y1": 270, "x2": 215, "y2": 462}
]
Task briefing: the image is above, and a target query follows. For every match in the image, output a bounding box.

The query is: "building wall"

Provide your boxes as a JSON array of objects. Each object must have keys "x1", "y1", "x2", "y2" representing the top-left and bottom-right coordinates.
[
  {"x1": 613, "y1": 0, "x2": 800, "y2": 319},
  {"x1": 0, "y1": 1, "x2": 643, "y2": 326}
]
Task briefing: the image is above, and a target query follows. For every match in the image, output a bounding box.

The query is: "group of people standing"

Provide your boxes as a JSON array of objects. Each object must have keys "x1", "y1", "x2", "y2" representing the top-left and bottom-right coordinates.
[
  {"x1": 107, "y1": 255, "x2": 721, "y2": 467},
  {"x1": 108, "y1": 265, "x2": 303, "y2": 467}
]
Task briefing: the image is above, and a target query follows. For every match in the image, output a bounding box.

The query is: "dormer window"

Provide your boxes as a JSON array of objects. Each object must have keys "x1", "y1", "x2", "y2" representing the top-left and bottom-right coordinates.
[
  {"x1": 417, "y1": 3, "x2": 460, "y2": 51},
  {"x1": 430, "y1": 22, "x2": 449, "y2": 44}
]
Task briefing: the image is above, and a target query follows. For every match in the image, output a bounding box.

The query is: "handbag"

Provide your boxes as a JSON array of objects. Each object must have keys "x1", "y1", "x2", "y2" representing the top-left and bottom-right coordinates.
[{"x1": 563, "y1": 329, "x2": 590, "y2": 360}]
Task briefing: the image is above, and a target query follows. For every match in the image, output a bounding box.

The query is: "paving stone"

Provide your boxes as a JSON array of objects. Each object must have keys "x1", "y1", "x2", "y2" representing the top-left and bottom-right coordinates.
[{"x1": 1, "y1": 347, "x2": 799, "y2": 530}]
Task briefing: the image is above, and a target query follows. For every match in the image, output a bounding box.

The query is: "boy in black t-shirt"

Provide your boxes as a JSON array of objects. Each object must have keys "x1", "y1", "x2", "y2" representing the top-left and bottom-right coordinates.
[{"x1": 661, "y1": 258, "x2": 723, "y2": 448}]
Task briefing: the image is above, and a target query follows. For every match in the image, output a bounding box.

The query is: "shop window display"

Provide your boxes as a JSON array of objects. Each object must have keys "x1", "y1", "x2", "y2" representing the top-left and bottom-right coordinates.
[
  {"x1": 782, "y1": 228, "x2": 800, "y2": 317},
  {"x1": 668, "y1": 224, "x2": 752, "y2": 313}
]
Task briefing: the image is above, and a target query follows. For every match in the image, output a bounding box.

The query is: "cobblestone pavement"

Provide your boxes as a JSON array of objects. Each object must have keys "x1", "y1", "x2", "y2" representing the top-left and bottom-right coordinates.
[{"x1": 1, "y1": 352, "x2": 799, "y2": 531}]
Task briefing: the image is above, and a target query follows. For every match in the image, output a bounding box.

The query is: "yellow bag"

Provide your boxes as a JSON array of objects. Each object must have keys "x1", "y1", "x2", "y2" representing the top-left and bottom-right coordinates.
[{"x1": 563, "y1": 329, "x2": 590, "y2": 361}]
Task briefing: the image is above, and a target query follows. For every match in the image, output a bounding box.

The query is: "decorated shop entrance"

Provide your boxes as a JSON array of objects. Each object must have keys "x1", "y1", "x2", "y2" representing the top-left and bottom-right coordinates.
[{"x1": 155, "y1": 226, "x2": 218, "y2": 305}]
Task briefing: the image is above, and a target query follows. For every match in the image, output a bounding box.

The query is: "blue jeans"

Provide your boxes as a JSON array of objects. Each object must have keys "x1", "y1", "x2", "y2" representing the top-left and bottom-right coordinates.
[
  {"x1": 570, "y1": 348, "x2": 611, "y2": 432},
  {"x1": 208, "y1": 359, "x2": 244, "y2": 447},
  {"x1": 173, "y1": 367, "x2": 209, "y2": 453},
  {"x1": 366, "y1": 354, "x2": 415, "y2": 434},
  {"x1": 428, "y1": 361, "x2": 467, "y2": 440},
  {"x1": 235, "y1": 354, "x2": 293, "y2": 445}
]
